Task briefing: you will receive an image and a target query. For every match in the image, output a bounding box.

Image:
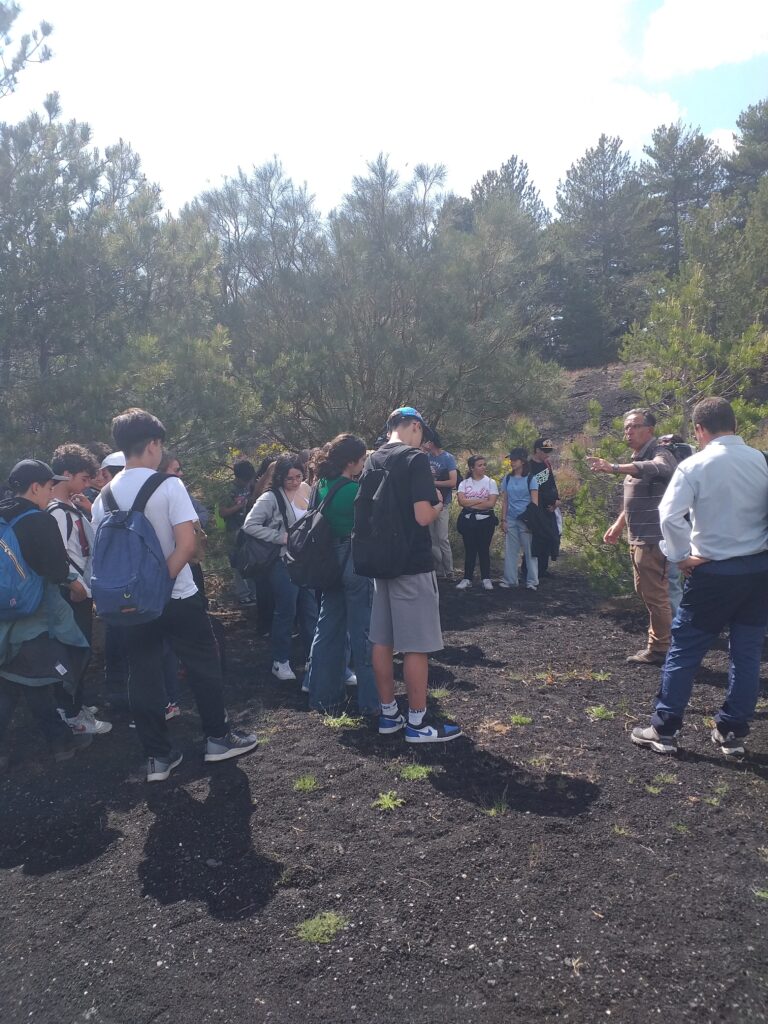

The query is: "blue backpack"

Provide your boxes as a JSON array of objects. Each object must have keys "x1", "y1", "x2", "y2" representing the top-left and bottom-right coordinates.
[
  {"x1": 91, "y1": 473, "x2": 174, "y2": 626},
  {"x1": 0, "y1": 510, "x2": 45, "y2": 620}
]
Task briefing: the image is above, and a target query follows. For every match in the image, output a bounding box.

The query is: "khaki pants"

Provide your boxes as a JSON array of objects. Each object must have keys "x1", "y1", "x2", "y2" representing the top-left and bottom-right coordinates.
[
  {"x1": 429, "y1": 504, "x2": 453, "y2": 576},
  {"x1": 630, "y1": 543, "x2": 672, "y2": 654}
]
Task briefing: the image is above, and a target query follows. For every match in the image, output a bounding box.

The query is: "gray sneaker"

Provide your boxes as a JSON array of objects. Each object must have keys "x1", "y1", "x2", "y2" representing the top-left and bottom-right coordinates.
[
  {"x1": 630, "y1": 725, "x2": 679, "y2": 754},
  {"x1": 146, "y1": 749, "x2": 183, "y2": 782},
  {"x1": 204, "y1": 730, "x2": 258, "y2": 763}
]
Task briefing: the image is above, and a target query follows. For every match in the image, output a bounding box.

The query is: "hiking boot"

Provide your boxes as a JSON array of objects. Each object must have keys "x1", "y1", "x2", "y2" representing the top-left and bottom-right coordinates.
[
  {"x1": 455, "y1": 579, "x2": 472, "y2": 590},
  {"x1": 405, "y1": 712, "x2": 463, "y2": 744},
  {"x1": 204, "y1": 729, "x2": 259, "y2": 763},
  {"x1": 711, "y1": 728, "x2": 746, "y2": 758},
  {"x1": 626, "y1": 649, "x2": 667, "y2": 666},
  {"x1": 146, "y1": 749, "x2": 183, "y2": 782},
  {"x1": 481, "y1": 579, "x2": 493, "y2": 590},
  {"x1": 378, "y1": 711, "x2": 406, "y2": 735},
  {"x1": 164, "y1": 702, "x2": 181, "y2": 721},
  {"x1": 63, "y1": 707, "x2": 113, "y2": 734},
  {"x1": 630, "y1": 725, "x2": 679, "y2": 754},
  {"x1": 53, "y1": 733, "x2": 94, "y2": 762},
  {"x1": 272, "y1": 661, "x2": 296, "y2": 681}
]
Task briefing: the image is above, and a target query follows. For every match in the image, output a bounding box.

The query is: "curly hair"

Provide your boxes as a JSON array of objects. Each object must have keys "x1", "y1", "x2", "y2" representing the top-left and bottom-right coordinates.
[
  {"x1": 50, "y1": 443, "x2": 99, "y2": 478},
  {"x1": 314, "y1": 434, "x2": 367, "y2": 480},
  {"x1": 270, "y1": 453, "x2": 304, "y2": 492}
]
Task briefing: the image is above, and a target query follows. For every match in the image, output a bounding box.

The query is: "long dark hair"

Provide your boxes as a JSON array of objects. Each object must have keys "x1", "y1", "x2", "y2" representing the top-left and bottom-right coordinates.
[
  {"x1": 270, "y1": 453, "x2": 303, "y2": 492},
  {"x1": 315, "y1": 434, "x2": 367, "y2": 480}
]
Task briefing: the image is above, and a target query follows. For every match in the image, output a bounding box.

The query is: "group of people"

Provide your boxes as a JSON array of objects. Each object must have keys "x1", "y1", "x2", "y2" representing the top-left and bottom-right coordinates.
[{"x1": 1, "y1": 396, "x2": 767, "y2": 785}]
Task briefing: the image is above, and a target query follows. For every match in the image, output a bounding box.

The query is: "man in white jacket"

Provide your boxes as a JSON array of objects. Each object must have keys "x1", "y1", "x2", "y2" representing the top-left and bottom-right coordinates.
[{"x1": 631, "y1": 397, "x2": 768, "y2": 758}]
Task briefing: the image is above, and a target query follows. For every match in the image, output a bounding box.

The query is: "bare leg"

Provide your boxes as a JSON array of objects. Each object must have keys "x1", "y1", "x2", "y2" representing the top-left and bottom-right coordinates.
[
  {"x1": 403, "y1": 652, "x2": 428, "y2": 710},
  {"x1": 372, "y1": 643, "x2": 395, "y2": 704}
]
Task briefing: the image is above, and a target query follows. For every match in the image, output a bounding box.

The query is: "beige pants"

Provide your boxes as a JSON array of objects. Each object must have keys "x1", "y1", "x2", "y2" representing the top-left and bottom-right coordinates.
[
  {"x1": 429, "y1": 504, "x2": 453, "y2": 576},
  {"x1": 630, "y1": 543, "x2": 672, "y2": 654}
]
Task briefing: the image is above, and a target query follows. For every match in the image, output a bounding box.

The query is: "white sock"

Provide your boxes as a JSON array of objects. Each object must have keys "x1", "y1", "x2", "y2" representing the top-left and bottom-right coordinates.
[
  {"x1": 408, "y1": 707, "x2": 426, "y2": 727},
  {"x1": 381, "y1": 700, "x2": 399, "y2": 717}
]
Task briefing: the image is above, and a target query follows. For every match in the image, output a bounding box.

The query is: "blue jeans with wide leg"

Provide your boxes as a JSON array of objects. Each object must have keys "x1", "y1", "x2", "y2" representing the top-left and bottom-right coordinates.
[
  {"x1": 268, "y1": 557, "x2": 318, "y2": 664},
  {"x1": 652, "y1": 553, "x2": 768, "y2": 736},
  {"x1": 307, "y1": 539, "x2": 379, "y2": 715}
]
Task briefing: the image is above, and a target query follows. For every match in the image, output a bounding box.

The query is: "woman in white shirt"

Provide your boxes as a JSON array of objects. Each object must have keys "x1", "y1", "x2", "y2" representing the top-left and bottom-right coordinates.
[{"x1": 455, "y1": 455, "x2": 499, "y2": 591}]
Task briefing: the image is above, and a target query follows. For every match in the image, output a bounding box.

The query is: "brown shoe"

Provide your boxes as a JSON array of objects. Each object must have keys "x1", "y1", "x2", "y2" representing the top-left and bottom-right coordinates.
[{"x1": 626, "y1": 649, "x2": 667, "y2": 666}]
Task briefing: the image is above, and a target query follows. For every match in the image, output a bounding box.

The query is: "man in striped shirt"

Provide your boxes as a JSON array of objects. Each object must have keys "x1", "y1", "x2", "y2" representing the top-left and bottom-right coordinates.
[{"x1": 588, "y1": 409, "x2": 677, "y2": 665}]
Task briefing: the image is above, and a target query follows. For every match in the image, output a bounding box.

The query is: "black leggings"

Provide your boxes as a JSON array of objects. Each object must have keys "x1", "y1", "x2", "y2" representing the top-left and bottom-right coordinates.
[{"x1": 461, "y1": 516, "x2": 496, "y2": 580}]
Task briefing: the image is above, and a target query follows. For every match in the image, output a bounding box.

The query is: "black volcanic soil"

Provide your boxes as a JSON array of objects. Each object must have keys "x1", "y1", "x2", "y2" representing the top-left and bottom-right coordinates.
[{"x1": 1, "y1": 560, "x2": 767, "y2": 1024}]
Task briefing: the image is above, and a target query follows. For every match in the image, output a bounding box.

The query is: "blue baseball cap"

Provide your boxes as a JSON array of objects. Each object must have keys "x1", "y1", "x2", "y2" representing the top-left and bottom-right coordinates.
[{"x1": 386, "y1": 406, "x2": 434, "y2": 442}]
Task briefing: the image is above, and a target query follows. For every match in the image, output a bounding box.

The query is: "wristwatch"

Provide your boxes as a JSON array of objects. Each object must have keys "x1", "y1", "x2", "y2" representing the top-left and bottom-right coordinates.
[{"x1": 611, "y1": 463, "x2": 620, "y2": 473}]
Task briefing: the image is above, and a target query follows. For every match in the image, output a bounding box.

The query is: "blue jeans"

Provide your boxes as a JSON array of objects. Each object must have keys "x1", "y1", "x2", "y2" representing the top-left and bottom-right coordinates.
[
  {"x1": 269, "y1": 558, "x2": 318, "y2": 664},
  {"x1": 307, "y1": 540, "x2": 378, "y2": 715},
  {"x1": 504, "y1": 520, "x2": 538, "y2": 587},
  {"x1": 652, "y1": 553, "x2": 768, "y2": 736}
]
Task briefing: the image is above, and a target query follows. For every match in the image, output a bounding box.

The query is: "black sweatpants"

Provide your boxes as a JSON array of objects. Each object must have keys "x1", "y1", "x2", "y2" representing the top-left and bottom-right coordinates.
[
  {"x1": 125, "y1": 591, "x2": 228, "y2": 758},
  {"x1": 55, "y1": 595, "x2": 93, "y2": 718},
  {"x1": 461, "y1": 516, "x2": 496, "y2": 581}
]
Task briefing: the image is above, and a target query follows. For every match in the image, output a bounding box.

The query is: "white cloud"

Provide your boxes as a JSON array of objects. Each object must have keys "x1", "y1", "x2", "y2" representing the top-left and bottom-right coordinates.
[
  {"x1": 708, "y1": 127, "x2": 737, "y2": 152},
  {"x1": 641, "y1": 0, "x2": 768, "y2": 80}
]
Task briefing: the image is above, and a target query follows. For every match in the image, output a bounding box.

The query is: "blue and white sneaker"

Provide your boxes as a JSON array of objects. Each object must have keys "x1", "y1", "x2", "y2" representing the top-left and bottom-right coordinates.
[
  {"x1": 204, "y1": 729, "x2": 258, "y2": 763},
  {"x1": 378, "y1": 712, "x2": 406, "y2": 735},
  {"x1": 405, "y1": 712, "x2": 463, "y2": 744}
]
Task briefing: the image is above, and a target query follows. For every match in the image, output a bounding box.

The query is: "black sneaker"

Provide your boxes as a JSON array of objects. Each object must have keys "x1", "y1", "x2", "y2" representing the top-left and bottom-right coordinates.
[
  {"x1": 404, "y1": 712, "x2": 463, "y2": 744},
  {"x1": 146, "y1": 749, "x2": 183, "y2": 782},
  {"x1": 711, "y1": 728, "x2": 746, "y2": 758},
  {"x1": 53, "y1": 733, "x2": 94, "y2": 762},
  {"x1": 630, "y1": 725, "x2": 679, "y2": 755}
]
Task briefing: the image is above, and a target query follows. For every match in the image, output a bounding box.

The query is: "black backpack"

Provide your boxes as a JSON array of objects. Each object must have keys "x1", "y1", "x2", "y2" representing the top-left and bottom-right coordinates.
[
  {"x1": 284, "y1": 478, "x2": 355, "y2": 590},
  {"x1": 352, "y1": 444, "x2": 412, "y2": 579}
]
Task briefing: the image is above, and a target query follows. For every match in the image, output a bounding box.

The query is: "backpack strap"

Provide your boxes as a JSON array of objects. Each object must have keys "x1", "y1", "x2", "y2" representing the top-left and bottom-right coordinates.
[
  {"x1": 6, "y1": 508, "x2": 42, "y2": 532},
  {"x1": 273, "y1": 488, "x2": 290, "y2": 533},
  {"x1": 102, "y1": 482, "x2": 119, "y2": 513},
  {"x1": 131, "y1": 473, "x2": 170, "y2": 514},
  {"x1": 49, "y1": 500, "x2": 75, "y2": 539}
]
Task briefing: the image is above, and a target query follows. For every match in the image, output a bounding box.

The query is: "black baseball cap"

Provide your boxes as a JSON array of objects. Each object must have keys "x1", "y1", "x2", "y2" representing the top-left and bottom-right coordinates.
[
  {"x1": 532, "y1": 437, "x2": 555, "y2": 452},
  {"x1": 8, "y1": 459, "x2": 66, "y2": 491}
]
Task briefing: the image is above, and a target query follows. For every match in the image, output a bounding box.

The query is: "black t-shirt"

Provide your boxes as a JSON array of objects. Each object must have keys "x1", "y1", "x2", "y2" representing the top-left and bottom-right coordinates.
[
  {"x1": 528, "y1": 459, "x2": 559, "y2": 508},
  {"x1": 367, "y1": 443, "x2": 439, "y2": 575}
]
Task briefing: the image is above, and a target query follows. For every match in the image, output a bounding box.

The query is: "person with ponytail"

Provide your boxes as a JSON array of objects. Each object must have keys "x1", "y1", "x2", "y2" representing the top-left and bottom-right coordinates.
[
  {"x1": 455, "y1": 455, "x2": 499, "y2": 590},
  {"x1": 305, "y1": 434, "x2": 379, "y2": 717}
]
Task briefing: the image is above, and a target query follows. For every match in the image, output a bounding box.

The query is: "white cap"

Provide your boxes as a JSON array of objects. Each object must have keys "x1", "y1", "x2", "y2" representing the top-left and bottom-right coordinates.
[{"x1": 101, "y1": 452, "x2": 126, "y2": 470}]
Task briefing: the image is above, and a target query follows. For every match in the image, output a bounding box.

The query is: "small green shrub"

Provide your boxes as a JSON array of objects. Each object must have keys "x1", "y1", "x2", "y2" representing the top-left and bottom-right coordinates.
[
  {"x1": 586, "y1": 704, "x2": 615, "y2": 722},
  {"x1": 372, "y1": 790, "x2": 405, "y2": 811},
  {"x1": 296, "y1": 911, "x2": 347, "y2": 943},
  {"x1": 430, "y1": 687, "x2": 450, "y2": 700},
  {"x1": 672, "y1": 823, "x2": 690, "y2": 835},
  {"x1": 399, "y1": 764, "x2": 432, "y2": 781},
  {"x1": 509, "y1": 714, "x2": 533, "y2": 726},
  {"x1": 293, "y1": 774, "x2": 318, "y2": 793},
  {"x1": 322, "y1": 713, "x2": 363, "y2": 730}
]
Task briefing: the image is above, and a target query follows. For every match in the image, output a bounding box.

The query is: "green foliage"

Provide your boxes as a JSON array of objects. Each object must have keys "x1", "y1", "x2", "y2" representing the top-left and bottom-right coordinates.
[
  {"x1": 371, "y1": 791, "x2": 405, "y2": 811},
  {"x1": 398, "y1": 764, "x2": 433, "y2": 781},
  {"x1": 295, "y1": 912, "x2": 347, "y2": 944},
  {"x1": 0, "y1": 2, "x2": 52, "y2": 100},
  {"x1": 322, "y1": 713, "x2": 364, "y2": 730},
  {"x1": 509, "y1": 714, "x2": 533, "y2": 726},
  {"x1": 293, "y1": 775, "x2": 318, "y2": 793},
  {"x1": 586, "y1": 705, "x2": 616, "y2": 722}
]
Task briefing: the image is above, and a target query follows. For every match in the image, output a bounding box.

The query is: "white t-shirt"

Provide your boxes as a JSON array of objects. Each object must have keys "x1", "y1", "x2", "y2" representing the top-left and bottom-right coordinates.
[
  {"x1": 458, "y1": 475, "x2": 499, "y2": 521},
  {"x1": 92, "y1": 468, "x2": 198, "y2": 600}
]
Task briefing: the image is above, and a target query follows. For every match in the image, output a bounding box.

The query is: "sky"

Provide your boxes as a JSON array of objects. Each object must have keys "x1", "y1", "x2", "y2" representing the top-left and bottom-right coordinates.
[{"x1": 2, "y1": 0, "x2": 768, "y2": 216}]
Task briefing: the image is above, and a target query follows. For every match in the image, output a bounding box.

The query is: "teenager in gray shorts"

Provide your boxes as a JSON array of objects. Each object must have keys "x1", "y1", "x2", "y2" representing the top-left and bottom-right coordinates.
[{"x1": 364, "y1": 407, "x2": 462, "y2": 744}]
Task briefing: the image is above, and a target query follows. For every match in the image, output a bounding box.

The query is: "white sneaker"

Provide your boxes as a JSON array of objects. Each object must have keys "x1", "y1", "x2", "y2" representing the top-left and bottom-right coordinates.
[
  {"x1": 345, "y1": 673, "x2": 358, "y2": 686},
  {"x1": 498, "y1": 581, "x2": 514, "y2": 589},
  {"x1": 526, "y1": 583, "x2": 538, "y2": 591},
  {"x1": 65, "y1": 707, "x2": 113, "y2": 735},
  {"x1": 481, "y1": 579, "x2": 493, "y2": 590},
  {"x1": 455, "y1": 579, "x2": 472, "y2": 590},
  {"x1": 272, "y1": 661, "x2": 297, "y2": 681}
]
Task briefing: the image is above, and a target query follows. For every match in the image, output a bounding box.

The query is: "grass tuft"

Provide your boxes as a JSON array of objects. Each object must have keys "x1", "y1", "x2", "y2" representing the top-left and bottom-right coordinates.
[
  {"x1": 752, "y1": 888, "x2": 768, "y2": 901},
  {"x1": 672, "y1": 823, "x2": 690, "y2": 835},
  {"x1": 399, "y1": 764, "x2": 433, "y2": 781},
  {"x1": 591, "y1": 670, "x2": 612, "y2": 682},
  {"x1": 509, "y1": 714, "x2": 533, "y2": 726},
  {"x1": 653, "y1": 773, "x2": 678, "y2": 786},
  {"x1": 430, "y1": 687, "x2": 450, "y2": 700},
  {"x1": 296, "y1": 911, "x2": 347, "y2": 943},
  {"x1": 704, "y1": 782, "x2": 729, "y2": 807},
  {"x1": 482, "y1": 789, "x2": 509, "y2": 818},
  {"x1": 371, "y1": 790, "x2": 405, "y2": 811},
  {"x1": 322, "y1": 713, "x2": 364, "y2": 730},
  {"x1": 644, "y1": 785, "x2": 662, "y2": 796},
  {"x1": 293, "y1": 774, "x2": 318, "y2": 793},
  {"x1": 612, "y1": 824, "x2": 633, "y2": 837},
  {"x1": 586, "y1": 704, "x2": 616, "y2": 722}
]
